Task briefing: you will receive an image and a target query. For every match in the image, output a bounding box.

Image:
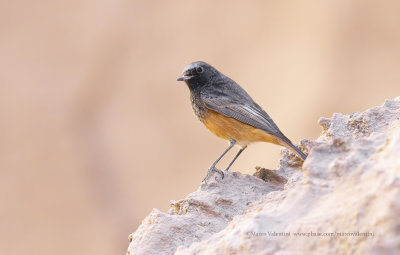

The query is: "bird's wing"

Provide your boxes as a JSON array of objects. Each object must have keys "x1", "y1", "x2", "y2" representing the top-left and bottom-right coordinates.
[
  {"x1": 200, "y1": 85, "x2": 307, "y2": 160},
  {"x1": 200, "y1": 89, "x2": 282, "y2": 136}
]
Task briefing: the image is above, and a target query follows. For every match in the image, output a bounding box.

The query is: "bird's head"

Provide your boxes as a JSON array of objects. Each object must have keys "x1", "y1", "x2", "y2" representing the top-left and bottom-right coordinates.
[{"x1": 177, "y1": 61, "x2": 218, "y2": 89}]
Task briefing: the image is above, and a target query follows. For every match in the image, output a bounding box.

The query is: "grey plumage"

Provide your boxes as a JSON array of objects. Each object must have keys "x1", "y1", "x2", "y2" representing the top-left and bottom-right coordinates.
[
  {"x1": 178, "y1": 61, "x2": 307, "y2": 162},
  {"x1": 201, "y1": 71, "x2": 306, "y2": 160}
]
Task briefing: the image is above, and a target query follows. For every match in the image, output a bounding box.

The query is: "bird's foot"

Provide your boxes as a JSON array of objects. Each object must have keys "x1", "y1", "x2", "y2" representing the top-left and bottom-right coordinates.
[{"x1": 202, "y1": 166, "x2": 225, "y2": 183}]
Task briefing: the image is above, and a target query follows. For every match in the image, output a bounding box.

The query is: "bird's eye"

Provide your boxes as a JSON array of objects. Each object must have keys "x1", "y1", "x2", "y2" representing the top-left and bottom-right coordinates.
[{"x1": 196, "y1": 67, "x2": 203, "y2": 73}]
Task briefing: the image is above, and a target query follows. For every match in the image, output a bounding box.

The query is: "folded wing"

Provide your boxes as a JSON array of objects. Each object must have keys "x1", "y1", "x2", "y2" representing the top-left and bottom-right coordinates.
[
  {"x1": 200, "y1": 87, "x2": 307, "y2": 160},
  {"x1": 201, "y1": 91, "x2": 282, "y2": 137}
]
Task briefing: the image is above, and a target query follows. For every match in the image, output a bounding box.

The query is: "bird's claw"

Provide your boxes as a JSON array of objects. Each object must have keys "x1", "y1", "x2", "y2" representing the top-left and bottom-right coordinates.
[{"x1": 202, "y1": 167, "x2": 225, "y2": 183}]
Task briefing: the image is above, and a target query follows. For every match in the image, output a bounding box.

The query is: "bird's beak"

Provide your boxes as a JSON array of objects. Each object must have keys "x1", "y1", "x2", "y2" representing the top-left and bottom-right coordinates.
[{"x1": 176, "y1": 75, "x2": 193, "y2": 81}]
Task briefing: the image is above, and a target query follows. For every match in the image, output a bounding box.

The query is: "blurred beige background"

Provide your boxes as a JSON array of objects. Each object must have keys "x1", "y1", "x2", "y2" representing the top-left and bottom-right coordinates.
[{"x1": 1, "y1": 1, "x2": 400, "y2": 254}]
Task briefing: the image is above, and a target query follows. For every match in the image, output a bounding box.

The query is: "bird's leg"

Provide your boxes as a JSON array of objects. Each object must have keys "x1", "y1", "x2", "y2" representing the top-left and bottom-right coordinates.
[
  {"x1": 224, "y1": 145, "x2": 247, "y2": 171},
  {"x1": 203, "y1": 139, "x2": 236, "y2": 182}
]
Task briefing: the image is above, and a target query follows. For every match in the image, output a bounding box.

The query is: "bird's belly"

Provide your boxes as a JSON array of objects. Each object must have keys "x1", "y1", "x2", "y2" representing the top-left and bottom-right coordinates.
[{"x1": 200, "y1": 109, "x2": 280, "y2": 146}]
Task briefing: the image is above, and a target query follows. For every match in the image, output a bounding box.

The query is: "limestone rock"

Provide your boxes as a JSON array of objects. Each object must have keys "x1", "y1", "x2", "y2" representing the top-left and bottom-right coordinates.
[
  {"x1": 127, "y1": 171, "x2": 283, "y2": 255},
  {"x1": 127, "y1": 97, "x2": 400, "y2": 255}
]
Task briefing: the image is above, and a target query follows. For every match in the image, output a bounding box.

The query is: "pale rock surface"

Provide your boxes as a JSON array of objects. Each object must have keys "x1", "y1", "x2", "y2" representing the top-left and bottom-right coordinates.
[{"x1": 127, "y1": 97, "x2": 400, "y2": 255}]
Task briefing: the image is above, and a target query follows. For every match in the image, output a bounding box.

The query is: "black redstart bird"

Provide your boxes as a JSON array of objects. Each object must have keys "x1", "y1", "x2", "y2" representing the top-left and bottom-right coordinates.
[{"x1": 177, "y1": 61, "x2": 307, "y2": 180}]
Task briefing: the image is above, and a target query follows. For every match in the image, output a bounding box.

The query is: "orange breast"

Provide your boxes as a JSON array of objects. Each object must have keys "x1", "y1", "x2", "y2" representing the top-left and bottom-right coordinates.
[{"x1": 200, "y1": 108, "x2": 281, "y2": 147}]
